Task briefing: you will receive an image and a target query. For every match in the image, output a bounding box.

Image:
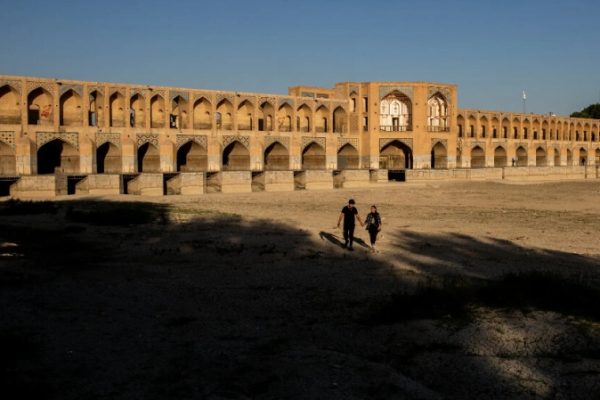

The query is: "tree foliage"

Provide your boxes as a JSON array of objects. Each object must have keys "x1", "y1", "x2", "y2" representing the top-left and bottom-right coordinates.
[{"x1": 570, "y1": 103, "x2": 600, "y2": 119}]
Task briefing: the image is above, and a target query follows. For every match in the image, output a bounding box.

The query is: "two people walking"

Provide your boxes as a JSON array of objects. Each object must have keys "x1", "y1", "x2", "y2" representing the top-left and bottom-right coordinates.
[{"x1": 336, "y1": 199, "x2": 382, "y2": 253}]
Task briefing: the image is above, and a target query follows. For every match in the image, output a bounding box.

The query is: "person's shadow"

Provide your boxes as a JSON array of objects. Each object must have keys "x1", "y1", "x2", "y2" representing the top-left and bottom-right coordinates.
[{"x1": 319, "y1": 231, "x2": 370, "y2": 249}]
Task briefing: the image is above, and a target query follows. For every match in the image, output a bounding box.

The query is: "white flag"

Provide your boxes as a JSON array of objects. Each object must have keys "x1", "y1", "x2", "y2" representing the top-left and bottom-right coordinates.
[{"x1": 522, "y1": 90, "x2": 527, "y2": 100}]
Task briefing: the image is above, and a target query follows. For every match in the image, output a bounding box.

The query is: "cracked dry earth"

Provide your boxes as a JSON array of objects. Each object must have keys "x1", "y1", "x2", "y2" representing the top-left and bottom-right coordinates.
[{"x1": 1, "y1": 181, "x2": 600, "y2": 399}]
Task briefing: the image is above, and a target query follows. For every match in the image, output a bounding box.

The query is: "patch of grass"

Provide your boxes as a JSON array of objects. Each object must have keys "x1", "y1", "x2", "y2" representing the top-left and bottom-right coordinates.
[
  {"x1": 365, "y1": 272, "x2": 600, "y2": 326},
  {"x1": 0, "y1": 199, "x2": 57, "y2": 215}
]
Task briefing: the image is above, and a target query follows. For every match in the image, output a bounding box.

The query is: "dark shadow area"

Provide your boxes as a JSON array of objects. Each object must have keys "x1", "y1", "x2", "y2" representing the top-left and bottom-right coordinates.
[{"x1": 1, "y1": 203, "x2": 599, "y2": 399}]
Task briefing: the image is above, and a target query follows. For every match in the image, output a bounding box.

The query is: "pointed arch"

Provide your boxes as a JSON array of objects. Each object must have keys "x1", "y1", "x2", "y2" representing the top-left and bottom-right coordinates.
[
  {"x1": 516, "y1": 146, "x2": 528, "y2": 166},
  {"x1": 579, "y1": 147, "x2": 588, "y2": 165},
  {"x1": 59, "y1": 89, "x2": 83, "y2": 126},
  {"x1": 297, "y1": 104, "x2": 312, "y2": 132},
  {"x1": 109, "y1": 91, "x2": 126, "y2": 127},
  {"x1": 337, "y1": 143, "x2": 359, "y2": 169},
  {"x1": 566, "y1": 148, "x2": 573, "y2": 165},
  {"x1": 0, "y1": 85, "x2": 21, "y2": 124},
  {"x1": 130, "y1": 93, "x2": 146, "y2": 128},
  {"x1": 28, "y1": 87, "x2": 54, "y2": 125},
  {"x1": 494, "y1": 145, "x2": 507, "y2": 167},
  {"x1": 536, "y1": 146, "x2": 547, "y2": 166},
  {"x1": 470, "y1": 145, "x2": 485, "y2": 168},
  {"x1": 177, "y1": 140, "x2": 207, "y2": 171},
  {"x1": 193, "y1": 97, "x2": 212, "y2": 130},
  {"x1": 264, "y1": 141, "x2": 289, "y2": 170},
  {"x1": 216, "y1": 99, "x2": 233, "y2": 130},
  {"x1": 96, "y1": 142, "x2": 121, "y2": 173},
  {"x1": 137, "y1": 142, "x2": 160, "y2": 172},
  {"x1": 380, "y1": 140, "x2": 413, "y2": 170},
  {"x1": 315, "y1": 105, "x2": 329, "y2": 133},
  {"x1": 222, "y1": 140, "x2": 249, "y2": 170},
  {"x1": 88, "y1": 90, "x2": 104, "y2": 127},
  {"x1": 333, "y1": 106, "x2": 347, "y2": 133},
  {"x1": 302, "y1": 141, "x2": 326, "y2": 170},
  {"x1": 380, "y1": 91, "x2": 412, "y2": 131},
  {"x1": 431, "y1": 141, "x2": 448, "y2": 169},
  {"x1": 37, "y1": 138, "x2": 79, "y2": 174},
  {"x1": 259, "y1": 101, "x2": 275, "y2": 131},
  {"x1": 427, "y1": 92, "x2": 449, "y2": 131},
  {"x1": 236, "y1": 99, "x2": 254, "y2": 131},
  {"x1": 171, "y1": 95, "x2": 188, "y2": 129},
  {"x1": 277, "y1": 102, "x2": 293, "y2": 132},
  {"x1": 457, "y1": 114, "x2": 465, "y2": 137},
  {"x1": 150, "y1": 94, "x2": 165, "y2": 129}
]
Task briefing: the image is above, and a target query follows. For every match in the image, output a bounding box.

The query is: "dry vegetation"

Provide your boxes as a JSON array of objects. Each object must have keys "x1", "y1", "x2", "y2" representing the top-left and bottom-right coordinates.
[{"x1": 1, "y1": 181, "x2": 600, "y2": 399}]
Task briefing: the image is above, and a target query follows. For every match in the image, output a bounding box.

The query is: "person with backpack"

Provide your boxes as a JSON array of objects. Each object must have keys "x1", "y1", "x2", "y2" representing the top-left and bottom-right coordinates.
[
  {"x1": 364, "y1": 205, "x2": 382, "y2": 253},
  {"x1": 336, "y1": 199, "x2": 364, "y2": 251}
]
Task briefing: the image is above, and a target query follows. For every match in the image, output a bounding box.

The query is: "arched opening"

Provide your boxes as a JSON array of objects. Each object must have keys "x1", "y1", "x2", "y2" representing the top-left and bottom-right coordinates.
[
  {"x1": 536, "y1": 147, "x2": 547, "y2": 166},
  {"x1": 380, "y1": 91, "x2": 412, "y2": 131},
  {"x1": 333, "y1": 106, "x2": 347, "y2": 133},
  {"x1": 137, "y1": 142, "x2": 160, "y2": 172},
  {"x1": 277, "y1": 103, "x2": 293, "y2": 132},
  {"x1": 59, "y1": 89, "x2": 82, "y2": 126},
  {"x1": 259, "y1": 101, "x2": 274, "y2": 131},
  {"x1": 567, "y1": 149, "x2": 573, "y2": 165},
  {"x1": 264, "y1": 142, "x2": 289, "y2": 171},
  {"x1": 456, "y1": 147, "x2": 462, "y2": 167},
  {"x1": 297, "y1": 104, "x2": 311, "y2": 132},
  {"x1": 468, "y1": 116, "x2": 476, "y2": 137},
  {"x1": 216, "y1": 99, "x2": 233, "y2": 130},
  {"x1": 0, "y1": 141, "x2": 16, "y2": 175},
  {"x1": 479, "y1": 116, "x2": 488, "y2": 138},
  {"x1": 171, "y1": 96, "x2": 188, "y2": 129},
  {"x1": 579, "y1": 148, "x2": 587, "y2": 166},
  {"x1": 502, "y1": 118, "x2": 510, "y2": 139},
  {"x1": 457, "y1": 114, "x2": 465, "y2": 137},
  {"x1": 595, "y1": 148, "x2": 600, "y2": 164},
  {"x1": 177, "y1": 141, "x2": 207, "y2": 172},
  {"x1": 0, "y1": 85, "x2": 20, "y2": 124},
  {"x1": 337, "y1": 143, "x2": 359, "y2": 169},
  {"x1": 379, "y1": 140, "x2": 412, "y2": 170},
  {"x1": 512, "y1": 118, "x2": 520, "y2": 139},
  {"x1": 491, "y1": 117, "x2": 499, "y2": 138},
  {"x1": 37, "y1": 139, "x2": 79, "y2": 174},
  {"x1": 109, "y1": 92, "x2": 125, "y2": 127},
  {"x1": 494, "y1": 146, "x2": 507, "y2": 167},
  {"x1": 302, "y1": 142, "x2": 326, "y2": 170},
  {"x1": 96, "y1": 142, "x2": 121, "y2": 174},
  {"x1": 236, "y1": 100, "x2": 254, "y2": 131},
  {"x1": 470, "y1": 146, "x2": 485, "y2": 168},
  {"x1": 315, "y1": 106, "x2": 329, "y2": 133},
  {"x1": 222, "y1": 141, "x2": 250, "y2": 170},
  {"x1": 192, "y1": 97, "x2": 212, "y2": 129},
  {"x1": 150, "y1": 95, "x2": 165, "y2": 129},
  {"x1": 427, "y1": 93, "x2": 449, "y2": 131},
  {"x1": 130, "y1": 94, "x2": 146, "y2": 128},
  {"x1": 88, "y1": 90, "x2": 104, "y2": 127},
  {"x1": 516, "y1": 146, "x2": 528, "y2": 167},
  {"x1": 28, "y1": 87, "x2": 53, "y2": 125},
  {"x1": 553, "y1": 148, "x2": 561, "y2": 166},
  {"x1": 431, "y1": 142, "x2": 448, "y2": 169}
]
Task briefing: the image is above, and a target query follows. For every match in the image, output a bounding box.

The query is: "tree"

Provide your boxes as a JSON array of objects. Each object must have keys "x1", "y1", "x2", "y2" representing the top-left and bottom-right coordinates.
[{"x1": 570, "y1": 103, "x2": 600, "y2": 119}]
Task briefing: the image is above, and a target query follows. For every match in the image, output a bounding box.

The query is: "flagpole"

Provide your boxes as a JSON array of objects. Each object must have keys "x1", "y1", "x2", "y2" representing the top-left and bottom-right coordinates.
[{"x1": 522, "y1": 90, "x2": 527, "y2": 114}]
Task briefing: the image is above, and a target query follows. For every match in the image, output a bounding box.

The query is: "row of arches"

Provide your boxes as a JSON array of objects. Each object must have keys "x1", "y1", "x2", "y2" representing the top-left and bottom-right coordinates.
[
  {"x1": 0, "y1": 139, "x2": 362, "y2": 176},
  {"x1": 459, "y1": 145, "x2": 597, "y2": 168},
  {"x1": 457, "y1": 114, "x2": 600, "y2": 142},
  {"x1": 0, "y1": 84, "x2": 348, "y2": 132}
]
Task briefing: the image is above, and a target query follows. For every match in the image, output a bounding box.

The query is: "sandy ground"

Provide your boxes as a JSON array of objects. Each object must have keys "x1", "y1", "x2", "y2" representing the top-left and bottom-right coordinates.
[{"x1": 1, "y1": 181, "x2": 600, "y2": 399}]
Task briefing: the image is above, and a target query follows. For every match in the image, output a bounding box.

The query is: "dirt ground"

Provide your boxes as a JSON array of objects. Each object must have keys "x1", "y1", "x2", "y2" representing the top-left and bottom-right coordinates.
[{"x1": 1, "y1": 181, "x2": 600, "y2": 399}]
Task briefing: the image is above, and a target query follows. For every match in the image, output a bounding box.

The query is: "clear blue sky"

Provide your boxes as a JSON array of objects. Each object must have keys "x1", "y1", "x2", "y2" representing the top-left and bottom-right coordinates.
[{"x1": 1, "y1": 0, "x2": 599, "y2": 116}]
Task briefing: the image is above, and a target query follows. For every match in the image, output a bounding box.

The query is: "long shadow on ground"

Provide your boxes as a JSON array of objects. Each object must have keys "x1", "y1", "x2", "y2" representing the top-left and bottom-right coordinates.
[{"x1": 1, "y1": 200, "x2": 599, "y2": 399}]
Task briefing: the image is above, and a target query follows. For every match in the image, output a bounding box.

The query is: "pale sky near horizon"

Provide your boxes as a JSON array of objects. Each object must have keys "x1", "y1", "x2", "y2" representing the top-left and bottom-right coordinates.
[{"x1": 1, "y1": 0, "x2": 599, "y2": 116}]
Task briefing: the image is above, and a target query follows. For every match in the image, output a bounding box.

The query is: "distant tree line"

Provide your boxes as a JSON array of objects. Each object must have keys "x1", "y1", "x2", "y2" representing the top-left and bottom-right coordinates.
[{"x1": 570, "y1": 103, "x2": 600, "y2": 119}]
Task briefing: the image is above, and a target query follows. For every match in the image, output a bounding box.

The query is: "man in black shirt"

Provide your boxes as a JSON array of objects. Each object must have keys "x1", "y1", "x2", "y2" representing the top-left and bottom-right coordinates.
[{"x1": 336, "y1": 199, "x2": 364, "y2": 250}]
